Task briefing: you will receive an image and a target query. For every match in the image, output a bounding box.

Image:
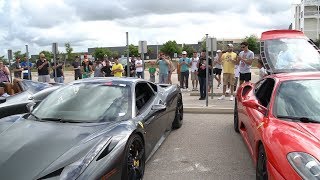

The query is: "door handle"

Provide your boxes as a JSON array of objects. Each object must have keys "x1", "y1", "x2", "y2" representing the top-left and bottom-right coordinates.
[{"x1": 145, "y1": 115, "x2": 155, "y2": 125}]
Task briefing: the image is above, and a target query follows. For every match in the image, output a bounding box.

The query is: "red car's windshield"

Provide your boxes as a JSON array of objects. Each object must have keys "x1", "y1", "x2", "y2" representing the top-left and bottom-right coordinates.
[{"x1": 274, "y1": 79, "x2": 320, "y2": 122}]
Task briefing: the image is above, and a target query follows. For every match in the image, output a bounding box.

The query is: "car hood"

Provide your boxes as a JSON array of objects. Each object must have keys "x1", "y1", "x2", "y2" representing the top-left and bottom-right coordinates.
[
  {"x1": 0, "y1": 91, "x2": 30, "y2": 107},
  {"x1": 0, "y1": 117, "x2": 117, "y2": 180},
  {"x1": 297, "y1": 123, "x2": 320, "y2": 143}
]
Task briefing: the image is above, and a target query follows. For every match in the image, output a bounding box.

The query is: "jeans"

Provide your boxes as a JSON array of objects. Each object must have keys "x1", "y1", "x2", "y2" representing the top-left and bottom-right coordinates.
[
  {"x1": 159, "y1": 73, "x2": 168, "y2": 84},
  {"x1": 54, "y1": 76, "x2": 64, "y2": 83},
  {"x1": 75, "y1": 73, "x2": 82, "y2": 80},
  {"x1": 136, "y1": 72, "x2": 143, "y2": 78},
  {"x1": 150, "y1": 74, "x2": 155, "y2": 82},
  {"x1": 180, "y1": 71, "x2": 189, "y2": 89},
  {"x1": 199, "y1": 76, "x2": 206, "y2": 98}
]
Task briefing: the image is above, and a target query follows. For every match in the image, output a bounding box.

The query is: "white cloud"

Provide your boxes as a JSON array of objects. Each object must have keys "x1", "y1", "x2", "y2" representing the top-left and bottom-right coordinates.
[{"x1": 0, "y1": 0, "x2": 298, "y2": 57}]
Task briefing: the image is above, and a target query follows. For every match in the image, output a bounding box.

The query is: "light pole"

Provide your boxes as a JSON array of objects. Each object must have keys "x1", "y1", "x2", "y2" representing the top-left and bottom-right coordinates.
[{"x1": 126, "y1": 32, "x2": 130, "y2": 77}]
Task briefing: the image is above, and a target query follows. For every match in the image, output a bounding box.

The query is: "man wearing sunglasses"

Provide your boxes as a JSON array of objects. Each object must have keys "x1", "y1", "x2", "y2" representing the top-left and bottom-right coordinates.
[{"x1": 238, "y1": 42, "x2": 254, "y2": 85}]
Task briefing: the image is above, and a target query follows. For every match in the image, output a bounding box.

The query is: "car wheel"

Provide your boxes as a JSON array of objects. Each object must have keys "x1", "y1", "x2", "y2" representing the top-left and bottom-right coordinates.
[
  {"x1": 122, "y1": 134, "x2": 145, "y2": 180},
  {"x1": 172, "y1": 94, "x2": 183, "y2": 129},
  {"x1": 234, "y1": 99, "x2": 240, "y2": 133},
  {"x1": 256, "y1": 145, "x2": 268, "y2": 180}
]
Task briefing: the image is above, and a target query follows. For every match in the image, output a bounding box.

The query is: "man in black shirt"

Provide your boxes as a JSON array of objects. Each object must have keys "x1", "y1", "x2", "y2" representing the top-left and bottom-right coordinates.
[
  {"x1": 72, "y1": 56, "x2": 82, "y2": 80},
  {"x1": 51, "y1": 58, "x2": 64, "y2": 83},
  {"x1": 12, "y1": 57, "x2": 23, "y2": 79},
  {"x1": 36, "y1": 53, "x2": 50, "y2": 83},
  {"x1": 197, "y1": 51, "x2": 212, "y2": 100},
  {"x1": 101, "y1": 59, "x2": 113, "y2": 77}
]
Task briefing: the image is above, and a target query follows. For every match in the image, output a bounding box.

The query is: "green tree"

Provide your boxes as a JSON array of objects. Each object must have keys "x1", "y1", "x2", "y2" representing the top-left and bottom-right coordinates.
[
  {"x1": 13, "y1": 51, "x2": 27, "y2": 59},
  {"x1": 182, "y1": 44, "x2": 196, "y2": 57},
  {"x1": 111, "y1": 51, "x2": 119, "y2": 58},
  {"x1": 65, "y1": 43, "x2": 74, "y2": 62},
  {"x1": 124, "y1": 44, "x2": 139, "y2": 57},
  {"x1": 39, "y1": 50, "x2": 53, "y2": 60},
  {"x1": 160, "y1": 40, "x2": 182, "y2": 59},
  {"x1": 94, "y1": 48, "x2": 112, "y2": 60},
  {"x1": 244, "y1": 35, "x2": 260, "y2": 54},
  {"x1": 147, "y1": 47, "x2": 154, "y2": 56}
]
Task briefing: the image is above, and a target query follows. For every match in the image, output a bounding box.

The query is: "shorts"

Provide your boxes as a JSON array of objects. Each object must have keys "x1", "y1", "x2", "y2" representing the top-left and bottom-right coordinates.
[
  {"x1": 214, "y1": 68, "x2": 222, "y2": 75},
  {"x1": 191, "y1": 71, "x2": 198, "y2": 81},
  {"x1": 234, "y1": 77, "x2": 239, "y2": 87},
  {"x1": 38, "y1": 75, "x2": 50, "y2": 83},
  {"x1": 223, "y1": 73, "x2": 235, "y2": 85},
  {"x1": 240, "y1": 73, "x2": 251, "y2": 82}
]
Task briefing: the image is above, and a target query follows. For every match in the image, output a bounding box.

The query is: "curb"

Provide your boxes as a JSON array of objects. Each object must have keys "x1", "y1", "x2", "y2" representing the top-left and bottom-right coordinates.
[
  {"x1": 184, "y1": 107, "x2": 233, "y2": 114},
  {"x1": 189, "y1": 92, "x2": 235, "y2": 96}
]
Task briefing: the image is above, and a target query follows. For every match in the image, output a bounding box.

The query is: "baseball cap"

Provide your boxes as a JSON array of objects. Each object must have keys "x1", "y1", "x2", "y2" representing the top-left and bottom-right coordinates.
[
  {"x1": 217, "y1": 50, "x2": 222, "y2": 53},
  {"x1": 182, "y1": 51, "x2": 187, "y2": 55},
  {"x1": 227, "y1": 44, "x2": 234, "y2": 47}
]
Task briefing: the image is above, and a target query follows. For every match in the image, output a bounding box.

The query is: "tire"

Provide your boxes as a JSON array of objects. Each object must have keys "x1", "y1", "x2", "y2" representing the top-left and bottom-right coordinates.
[
  {"x1": 256, "y1": 145, "x2": 268, "y2": 180},
  {"x1": 172, "y1": 94, "x2": 183, "y2": 129},
  {"x1": 234, "y1": 99, "x2": 240, "y2": 133},
  {"x1": 122, "y1": 134, "x2": 145, "y2": 180}
]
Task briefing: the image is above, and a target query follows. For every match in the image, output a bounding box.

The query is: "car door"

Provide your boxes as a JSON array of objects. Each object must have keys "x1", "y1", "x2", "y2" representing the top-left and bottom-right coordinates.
[
  {"x1": 134, "y1": 82, "x2": 167, "y2": 156},
  {"x1": 244, "y1": 78, "x2": 275, "y2": 151}
]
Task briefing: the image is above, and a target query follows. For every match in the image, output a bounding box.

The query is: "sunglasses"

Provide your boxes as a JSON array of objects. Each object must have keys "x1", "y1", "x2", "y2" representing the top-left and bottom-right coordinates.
[{"x1": 241, "y1": 46, "x2": 246, "y2": 48}]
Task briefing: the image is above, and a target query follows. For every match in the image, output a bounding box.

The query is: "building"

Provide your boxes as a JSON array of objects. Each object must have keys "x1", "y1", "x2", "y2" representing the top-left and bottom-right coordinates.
[{"x1": 293, "y1": 0, "x2": 320, "y2": 40}]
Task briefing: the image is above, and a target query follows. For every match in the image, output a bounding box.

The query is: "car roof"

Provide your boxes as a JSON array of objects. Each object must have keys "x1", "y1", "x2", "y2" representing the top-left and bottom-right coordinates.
[
  {"x1": 261, "y1": 30, "x2": 307, "y2": 40},
  {"x1": 68, "y1": 77, "x2": 148, "y2": 85},
  {"x1": 268, "y1": 71, "x2": 320, "y2": 81}
]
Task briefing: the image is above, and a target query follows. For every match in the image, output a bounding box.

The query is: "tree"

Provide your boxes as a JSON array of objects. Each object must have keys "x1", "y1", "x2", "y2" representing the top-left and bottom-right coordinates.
[
  {"x1": 244, "y1": 35, "x2": 260, "y2": 54},
  {"x1": 147, "y1": 47, "x2": 154, "y2": 56},
  {"x1": 111, "y1": 51, "x2": 119, "y2": 58},
  {"x1": 13, "y1": 51, "x2": 27, "y2": 59},
  {"x1": 124, "y1": 44, "x2": 139, "y2": 57},
  {"x1": 182, "y1": 44, "x2": 196, "y2": 57},
  {"x1": 65, "y1": 43, "x2": 74, "y2": 62},
  {"x1": 94, "y1": 48, "x2": 112, "y2": 60},
  {"x1": 160, "y1": 40, "x2": 182, "y2": 59}
]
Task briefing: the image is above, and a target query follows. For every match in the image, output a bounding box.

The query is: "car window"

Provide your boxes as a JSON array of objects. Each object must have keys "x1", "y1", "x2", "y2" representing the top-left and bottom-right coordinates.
[
  {"x1": 255, "y1": 78, "x2": 275, "y2": 108},
  {"x1": 135, "y1": 82, "x2": 155, "y2": 113},
  {"x1": 274, "y1": 80, "x2": 320, "y2": 121}
]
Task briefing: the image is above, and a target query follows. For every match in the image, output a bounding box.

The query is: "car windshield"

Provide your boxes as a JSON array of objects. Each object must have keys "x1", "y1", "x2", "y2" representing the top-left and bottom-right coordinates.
[
  {"x1": 274, "y1": 80, "x2": 320, "y2": 122},
  {"x1": 32, "y1": 83, "x2": 132, "y2": 123},
  {"x1": 264, "y1": 38, "x2": 320, "y2": 73},
  {"x1": 21, "y1": 80, "x2": 52, "y2": 93}
]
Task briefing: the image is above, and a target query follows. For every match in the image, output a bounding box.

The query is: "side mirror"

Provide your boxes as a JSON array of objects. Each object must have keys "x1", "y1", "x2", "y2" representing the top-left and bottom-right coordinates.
[
  {"x1": 151, "y1": 104, "x2": 166, "y2": 112},
  {"x1": 243, "y1": 99, "x2": 267, "y2": 115},
  {"x1": 0, "y1": 97, "x2": 6, "y2": 104},
  {"x1": 26, "y1": 102, "x2": 36, "y2": 113}
]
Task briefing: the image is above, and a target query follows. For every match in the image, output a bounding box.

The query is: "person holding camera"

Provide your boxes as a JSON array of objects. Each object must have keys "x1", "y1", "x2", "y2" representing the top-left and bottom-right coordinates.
[
  {"x1": 156, "y1": 53, "x2": 170, "y2": 84},
  {"x1": 179, "y1": 51, "x2": 191, "y2": 90},
  {"x1": 36, "y1": 53, "x2": 50, "y2": 83}
]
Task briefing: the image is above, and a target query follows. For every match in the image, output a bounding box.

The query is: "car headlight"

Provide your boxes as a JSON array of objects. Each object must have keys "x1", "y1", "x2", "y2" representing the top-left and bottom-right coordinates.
[
  {"x1": 287, "y1": 152, "x2": 320, "y2": 180},
  {"x1": 59, "y1": 137, "x2": 111, "y2": 180}
]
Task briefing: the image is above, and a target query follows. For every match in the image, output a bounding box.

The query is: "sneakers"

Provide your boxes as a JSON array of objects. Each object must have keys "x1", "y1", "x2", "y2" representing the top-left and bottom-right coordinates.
[
  {"x1": 199, "y1": 97, "x2": 205, "y2": 100},
  {"x1": 226, "y1": 89, "x2": 230, "y2": 94},
  {"x1": 229, "y1": 95, "x2": 234, "y2": 101},
  {"x1": 218, "y1": 95, "x2": 225, "y2": 100}
]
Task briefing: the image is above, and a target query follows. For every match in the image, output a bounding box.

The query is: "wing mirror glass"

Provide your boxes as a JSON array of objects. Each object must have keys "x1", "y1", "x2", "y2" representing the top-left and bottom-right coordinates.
[
  {"x1": 243, "y1": 99, "x2": 267, "y2": 115},
  {"x1": 26, "y1": 102, "x2": 36, "y2": 113},
  {"x1": 151, "y1": 104, "x2": 166, "y2": 112}
]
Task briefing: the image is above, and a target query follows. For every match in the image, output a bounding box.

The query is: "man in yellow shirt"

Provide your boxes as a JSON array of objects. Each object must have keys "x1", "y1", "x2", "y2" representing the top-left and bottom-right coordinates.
[
  {"x1": 112, "y1": 57, "x2": 124, "y2": 77},
  {"x1": 218, "y1": 44, "x2": 238, "y2": 101}
]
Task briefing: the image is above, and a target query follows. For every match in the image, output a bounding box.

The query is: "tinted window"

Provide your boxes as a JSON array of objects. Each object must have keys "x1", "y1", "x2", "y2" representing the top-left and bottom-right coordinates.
[
  {"x1": 255, "y1": 78, "x2": 275, "y2": 107},
  {"x1": 32, "y1": 83, "x2": 132, "y2": 122},
  {"x1": 274, "y1": 80, "x2": 320, "y2": 122}
]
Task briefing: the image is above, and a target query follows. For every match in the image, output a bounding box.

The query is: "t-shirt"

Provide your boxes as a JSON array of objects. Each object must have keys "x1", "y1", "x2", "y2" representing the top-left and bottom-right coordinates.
[
  {"x1": 158, "y1": 59, "x2": 169, "y2": 75},
  {"x1": 259, "y1": 67, "x2": 267, "y2": 80},
  {"x1": 197, "y1": 57, "x2": 212, "y2": 78},
  {"x1": 135, "y1": 60, "x2": 143, "y2": 72},
  {"x1": 234, "y1": 65, "x2": 240, "y2": 78},
  {"x1": 12, "y1": 62, "x2": 22, "y2": 78},
  {"x1": 221, "y1": 52, "x2": 237, "y2": 74},
  {"x1": 112, "y1": 63, "x2": 123, "y2": 77},
  {"x1": 239, "y1": 50, "x2": 254, "y2": 73},
  {"x1": 20, "y1": 61, "x2": 32, "y2": 77},
  {"x1": 179, "y1": 57, "x2": 191, "y2": 72},
  {"x1": 36, "y1": 59, "x2": 49, "y2": 75},
  {"x1": 72, "y1": 61, "x2": 81, "y2": 74},
  {"x1": 51, "y1": 62, "x2": 63, "y2": 77},
  {"x1": 190, "y1": 57, "x2": 199, "y2": 72},
  {"x1": 214, "y1": 55, "x2": 222, "y2": 69},
  {"x1": 101, "y1": 66, "x2": 112, "y2": 77},
  {"x1": 149, "y1": 67, "x2": 156, "y2": 74}
]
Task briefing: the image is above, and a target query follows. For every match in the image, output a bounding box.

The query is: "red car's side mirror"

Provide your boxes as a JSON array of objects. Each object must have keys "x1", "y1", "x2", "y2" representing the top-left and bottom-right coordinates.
[{"x1": 243, "y1": 99, "x2": 267, "y2": 115}]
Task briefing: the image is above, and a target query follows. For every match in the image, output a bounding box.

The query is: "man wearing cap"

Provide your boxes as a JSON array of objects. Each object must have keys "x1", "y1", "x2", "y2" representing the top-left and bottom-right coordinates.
[
  {"x1": 36, "y1": 53, "x2": 50, "y2": 83},
  {"x1": 190, "y1": 51, "x2": 199, "y2": 91},
  {"x1": 218, "y1": 44, "x2": 237, "y2": 101},
  {"x1": 238, "y1": 42, "x2": 254, "y2": 84},
  {"x1": 179, "y1": 51, "x2": 191, "y2": 90},
  {"x1": 213, "y1": 50, "x2": 223, "y2": 88}
]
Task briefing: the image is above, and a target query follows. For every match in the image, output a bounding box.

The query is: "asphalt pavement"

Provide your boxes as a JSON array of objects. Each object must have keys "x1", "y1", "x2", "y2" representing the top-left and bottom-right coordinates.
[{"x1": 144, "y1": 114, "x2": 255, "y2": 180}]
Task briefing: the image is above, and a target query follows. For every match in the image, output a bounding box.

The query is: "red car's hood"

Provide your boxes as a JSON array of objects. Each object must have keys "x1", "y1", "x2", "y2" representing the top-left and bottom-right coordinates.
[{"x1": 297, "y1": 123, "x2": 320, "y2": 142}]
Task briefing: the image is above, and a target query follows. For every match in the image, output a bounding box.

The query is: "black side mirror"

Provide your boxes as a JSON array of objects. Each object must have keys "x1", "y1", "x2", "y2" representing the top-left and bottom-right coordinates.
[
  {"x1": 151, "y1": 104, "x2": 166, "y2": 112},
  {"x1": 26, "y1": 102, "x2": 36, "y2": 113},
  {"x1": 0, "y1": 97, "x2": 6, "y2": 104}
]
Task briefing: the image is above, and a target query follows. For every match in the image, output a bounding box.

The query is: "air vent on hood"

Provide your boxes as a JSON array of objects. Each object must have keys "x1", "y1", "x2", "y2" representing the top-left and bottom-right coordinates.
[{"x1": 38, "y1": 167, "x2": 64, "y2": 179}]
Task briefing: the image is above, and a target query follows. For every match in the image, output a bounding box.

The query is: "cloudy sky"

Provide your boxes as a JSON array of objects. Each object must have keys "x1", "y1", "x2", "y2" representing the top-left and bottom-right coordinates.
[{"x1": 0, "y1": 0, "x2": 300, "y2": 56}]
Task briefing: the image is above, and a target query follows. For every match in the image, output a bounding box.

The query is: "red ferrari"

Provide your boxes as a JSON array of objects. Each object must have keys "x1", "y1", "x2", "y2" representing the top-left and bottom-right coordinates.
[{"x1": 234, "y1": 30, "x2": 320, "y2": 180}]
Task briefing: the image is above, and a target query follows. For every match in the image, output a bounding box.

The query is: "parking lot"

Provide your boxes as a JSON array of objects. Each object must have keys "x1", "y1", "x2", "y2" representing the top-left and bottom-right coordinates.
[{"x1": 144, "y1": 114, "x2": 255, "y2": 180}]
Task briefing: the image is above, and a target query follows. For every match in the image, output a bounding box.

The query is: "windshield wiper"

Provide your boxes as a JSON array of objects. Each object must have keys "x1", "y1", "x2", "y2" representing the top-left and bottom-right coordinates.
[
  {"x1": 277, "y1": 115, "x2": 320, "y2": 123},
  {"x1": 41, "y1": 118, "x2": 83, "y2": 123},
  {"x1": 28, "y1": 113, "x2": 42, "y2": 121}
]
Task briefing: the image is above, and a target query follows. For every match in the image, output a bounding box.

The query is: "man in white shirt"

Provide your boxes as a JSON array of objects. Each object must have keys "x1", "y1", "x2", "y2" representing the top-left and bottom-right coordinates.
[
  {"x1": 135, "y1": 56, "x2": 144, "y2": 78},
  {"x1": 238, "y1": 42, "x2": 254, "y2": 85},
  {"x1": 190, "y1": 51, "x2": 199, "y2": 91}
]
